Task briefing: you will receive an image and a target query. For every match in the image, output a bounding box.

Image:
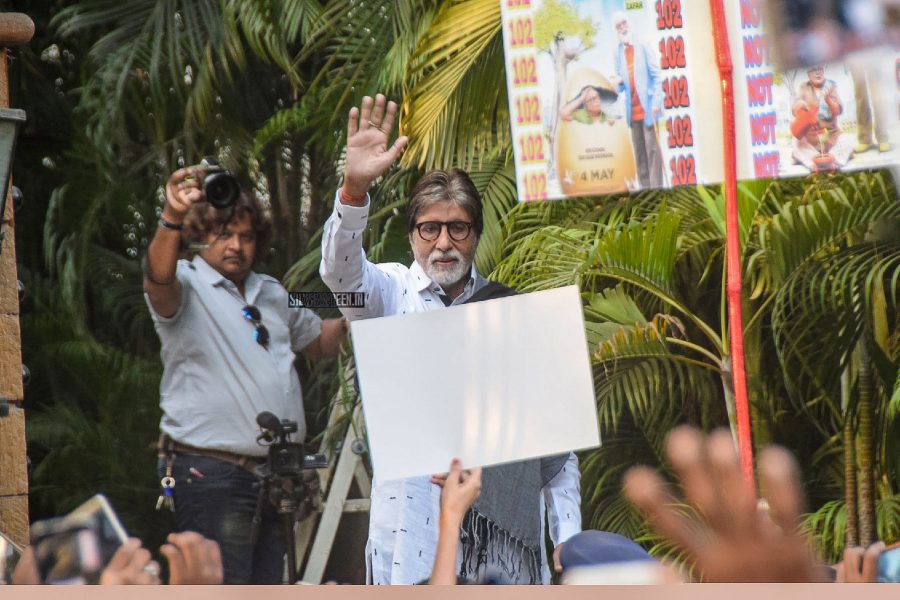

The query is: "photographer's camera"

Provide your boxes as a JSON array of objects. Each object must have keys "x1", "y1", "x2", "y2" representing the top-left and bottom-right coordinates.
[{"x1": 200, "y1": 157, "x2": 240, "y2": 209}]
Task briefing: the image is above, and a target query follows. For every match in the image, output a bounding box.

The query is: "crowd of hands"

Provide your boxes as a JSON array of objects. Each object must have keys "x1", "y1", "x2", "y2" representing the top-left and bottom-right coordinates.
[
  {"x1": 12, "y1": 426, "x2": 894, "y2": 584},
  {"x1": 12, "y1": 531, "x2": 223, "y2": 585},
  {"x1": 432, "y1": 426, "x2": 894, "y2": 585}
]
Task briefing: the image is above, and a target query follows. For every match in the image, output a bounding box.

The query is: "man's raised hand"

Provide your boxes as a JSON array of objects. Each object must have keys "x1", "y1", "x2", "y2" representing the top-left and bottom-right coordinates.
[
  {"x1": 623, "y1": 426, "x2": 822, "y2": 582},
  {"x1": 342, "y1": 94, "x2": 408, "y2": 200},
  {"x1": 164, "y1": 166, "x2": 206, "y2": 222}
]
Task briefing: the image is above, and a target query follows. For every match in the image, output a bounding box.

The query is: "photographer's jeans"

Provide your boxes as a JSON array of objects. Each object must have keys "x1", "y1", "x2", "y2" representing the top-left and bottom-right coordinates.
[{"x1": 159, "y1": 455, "x2": 286, "y2": 584}]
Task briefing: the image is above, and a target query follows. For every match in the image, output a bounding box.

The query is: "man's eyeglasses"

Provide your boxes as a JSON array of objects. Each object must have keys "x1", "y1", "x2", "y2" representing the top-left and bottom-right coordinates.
[
  {"x1": 241, "y1": 305, "x2": 270, "y2": 348},
  {"x1": 414, "y1": 221, "x2": 474, "y2": 242}
]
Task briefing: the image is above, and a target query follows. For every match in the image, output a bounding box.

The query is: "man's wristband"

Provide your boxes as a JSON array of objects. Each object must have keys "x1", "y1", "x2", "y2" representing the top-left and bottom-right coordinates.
[
  {"x1": 159, "y1": 217, "x2": 184, "y2": 231},
  {"x1": 339, "y1": 186, "x2": 366, "y2": 204}
]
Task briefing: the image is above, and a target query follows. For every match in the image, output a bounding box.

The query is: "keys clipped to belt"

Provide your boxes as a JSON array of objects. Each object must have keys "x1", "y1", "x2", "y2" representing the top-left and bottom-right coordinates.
[{"x1": 156, "y1": 459, "x2": 176, "y2": 512}]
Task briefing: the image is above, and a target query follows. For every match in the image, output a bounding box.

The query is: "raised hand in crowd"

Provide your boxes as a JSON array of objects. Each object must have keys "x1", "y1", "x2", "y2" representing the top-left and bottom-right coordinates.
[
  {"x1": 341, "y1": 94, "x2": 408, "y2": 201},
  {"x1": 11, "y1": 543, "x2": 159, "y2": 585},
  {"x1": 160, "y1": 531, "x2": 224, "y2": 585},
  {"x1": 13, "y1": 532, "x2": 222, "y2": 585},
  {"x1": 429, "y1": 459, "x2": 482, "y2": 585},
  {"x1": 440, "y1": 459, "x2": 482, "y2": 523},
  {"x1": 835, "y1": 542, "x2": 886, "y2": 583},
  {"x1": 623, "y1": 426, "x2": 823, "y2": 582},
  {"x1": 99, "y1": 538, "x2": 161, "y2": 585},
  {"x1": 552, "y1": 542, "x2": 564, "y2": 574}
]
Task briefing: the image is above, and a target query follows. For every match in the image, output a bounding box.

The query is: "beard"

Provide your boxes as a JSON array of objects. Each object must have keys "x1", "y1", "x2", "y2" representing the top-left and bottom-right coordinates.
[{"x1": 423, "y1": 247, "x2": 473, "y2": 289}]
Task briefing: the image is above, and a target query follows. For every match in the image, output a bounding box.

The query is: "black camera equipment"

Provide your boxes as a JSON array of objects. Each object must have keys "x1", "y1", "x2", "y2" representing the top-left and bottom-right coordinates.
[
  {"x1": 200, "y1": 157, "x2": 240, "y2": 210},
  {"x1": 12, "y1": 186, "x2": 23, "y2": 212},
  {"x1": 253, "y1": 411, "x2": 327, "y2": 584}
]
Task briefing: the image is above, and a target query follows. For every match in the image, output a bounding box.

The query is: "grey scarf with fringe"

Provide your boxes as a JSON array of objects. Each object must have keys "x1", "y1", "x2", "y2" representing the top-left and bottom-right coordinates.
[{"x1": 458, "y1": 282, "x2": 570, "y2": 584}]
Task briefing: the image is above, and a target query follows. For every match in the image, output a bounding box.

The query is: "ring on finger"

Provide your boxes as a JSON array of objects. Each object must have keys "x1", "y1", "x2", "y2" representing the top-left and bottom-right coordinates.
[
  {"x1": 367, "y1": 120, "x2": 386, "y2": 133},
  {"x1": 144, "y1": 563, "x2": 160, "y2": 578}
]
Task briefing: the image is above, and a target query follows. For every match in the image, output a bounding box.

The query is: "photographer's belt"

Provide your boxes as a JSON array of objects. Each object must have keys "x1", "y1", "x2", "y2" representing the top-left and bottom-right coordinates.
[
  {"x1": 156, "y1": 433, "x2": 266, "y2": 512},
  {"x1": 158, "y1": 434, "x2": 266, "y2": 471},
  {"x1": 155, "y1": 434, "x2": 265, "y2": 512}
]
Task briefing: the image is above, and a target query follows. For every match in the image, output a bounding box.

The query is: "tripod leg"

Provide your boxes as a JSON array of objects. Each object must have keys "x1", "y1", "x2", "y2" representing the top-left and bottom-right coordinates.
[
  {"x1": 251, "y1": 481, "x2": 267, "y2": 548},
  {"x1": 283, "y1": 512, "x2": 297, "y2": 584}
]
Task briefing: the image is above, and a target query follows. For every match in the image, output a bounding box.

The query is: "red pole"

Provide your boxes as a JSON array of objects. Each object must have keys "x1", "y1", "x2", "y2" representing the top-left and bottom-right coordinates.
[{"x1": 708, "y1": 0, "x2": 755, "y2": 488}]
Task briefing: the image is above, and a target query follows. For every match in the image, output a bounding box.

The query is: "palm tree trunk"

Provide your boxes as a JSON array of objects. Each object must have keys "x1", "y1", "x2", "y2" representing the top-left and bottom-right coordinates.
[
  {"x1": 270, "y1": 145, "x2": 299, "y2": 276},
  {"x1": 842, "y1": 361, "x2": 859, "y2": 546},
  {"x1": 857, "y1": 341, "x2": 876, "y2": 546}
]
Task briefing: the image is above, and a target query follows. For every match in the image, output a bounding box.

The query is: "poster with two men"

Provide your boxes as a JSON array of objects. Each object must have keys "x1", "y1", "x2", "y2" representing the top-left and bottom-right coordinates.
[{"x1": 501, "y1": 0, "x2": 900, "y2": 202}]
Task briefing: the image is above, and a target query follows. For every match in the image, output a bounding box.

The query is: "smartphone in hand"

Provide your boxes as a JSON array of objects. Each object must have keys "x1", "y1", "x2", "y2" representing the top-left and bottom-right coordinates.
[{"x1": 30, "y1": 494, "x2": 128, "y2": 584}]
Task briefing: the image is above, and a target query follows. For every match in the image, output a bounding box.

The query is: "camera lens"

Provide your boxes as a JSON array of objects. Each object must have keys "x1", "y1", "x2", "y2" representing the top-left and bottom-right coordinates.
[{"x1": 203, "y1": 172, "x2": 240, "y2": 209}]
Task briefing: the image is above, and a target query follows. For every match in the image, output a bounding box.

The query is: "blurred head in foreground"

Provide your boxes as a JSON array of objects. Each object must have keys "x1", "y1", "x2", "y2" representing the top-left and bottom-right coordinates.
[{"x1": 560, "y1": 530, "x2": 668, "y2": 585}]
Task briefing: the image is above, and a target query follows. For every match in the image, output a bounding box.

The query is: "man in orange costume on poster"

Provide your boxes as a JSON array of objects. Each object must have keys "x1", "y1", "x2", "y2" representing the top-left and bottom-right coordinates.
[{"x1": 790, "y1": 65, "x2": 855, "y2": 171}]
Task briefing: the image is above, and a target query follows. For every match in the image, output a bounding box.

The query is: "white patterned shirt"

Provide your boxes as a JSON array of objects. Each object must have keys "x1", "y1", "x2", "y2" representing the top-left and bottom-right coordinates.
[{"x1": 320, "y1": 193, "x2": 582, "y2": 584}]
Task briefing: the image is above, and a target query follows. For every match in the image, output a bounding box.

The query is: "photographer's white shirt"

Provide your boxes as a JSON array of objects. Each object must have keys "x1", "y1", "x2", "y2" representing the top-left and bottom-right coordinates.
[
  {"x1": 146, "y1": 255, "x2": 322, "y2": 456},
  {"x1": 321, "y1": 193, "x2": 582, "y2": 584}
]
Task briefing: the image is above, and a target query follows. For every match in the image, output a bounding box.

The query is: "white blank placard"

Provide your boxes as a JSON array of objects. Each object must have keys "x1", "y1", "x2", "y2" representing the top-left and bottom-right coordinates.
[{"x1": 350, "y1": 285, "x2": 600, "y2": 482}]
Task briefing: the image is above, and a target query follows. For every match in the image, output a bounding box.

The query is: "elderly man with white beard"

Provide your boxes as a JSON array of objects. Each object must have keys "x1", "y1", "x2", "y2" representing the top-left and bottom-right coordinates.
[
  {"x1": 320, "y1": 94, "x2": 582, "y2": 585},
  {"x1": 609, "y1": 11, "x2": 664, "y2": 190}
]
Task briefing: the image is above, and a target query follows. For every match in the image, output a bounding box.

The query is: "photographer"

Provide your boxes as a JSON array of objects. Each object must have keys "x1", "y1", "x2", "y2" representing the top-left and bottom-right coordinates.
[{"x1": 144, "y1": 164, "x2": 346, "y2": 583}]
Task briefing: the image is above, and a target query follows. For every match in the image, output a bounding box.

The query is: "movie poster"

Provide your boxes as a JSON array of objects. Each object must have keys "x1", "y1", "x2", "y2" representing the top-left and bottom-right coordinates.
[
  {"x1": 727, "y1": 1, "x2": 900, "y2": 179},
  {"x1": 500, "y1": 0, "x2": 720, "y2": 201},
  {"x1": 501, "y1": 0, "x2": 900, "y2": 202}
]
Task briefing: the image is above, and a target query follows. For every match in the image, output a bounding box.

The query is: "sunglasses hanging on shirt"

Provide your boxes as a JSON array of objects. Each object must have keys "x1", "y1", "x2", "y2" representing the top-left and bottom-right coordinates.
[{"x1": 241, "y1": 305, "x2": 270, "y2": 348}]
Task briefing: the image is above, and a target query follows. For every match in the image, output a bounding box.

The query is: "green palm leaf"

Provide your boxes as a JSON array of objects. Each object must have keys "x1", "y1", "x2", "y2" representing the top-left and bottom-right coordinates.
[
  {"x1": 469, "y1": 159, "x2": 518, "y2": 275},
  {"x1": 758, "y1": 172, "x2": 898, "y2": 285},
  {"x1": 591, "y1": 315, "x2": 721, "y2": 433},
  {"x1": 304, "y1": 0, "x2": 432, "y2": 120},
  {"x1": 492, "y1": 225, "x2": 594, "y2": 291},
  {"x1": 773, "y1": 242, "x2": 900, "y2": 405},
  {"x1": 400, "y1": 0, "x2": 508, "y2": 170},
  {"x1": 804, "y1": 494, "x2": 900, "y2": 562}
]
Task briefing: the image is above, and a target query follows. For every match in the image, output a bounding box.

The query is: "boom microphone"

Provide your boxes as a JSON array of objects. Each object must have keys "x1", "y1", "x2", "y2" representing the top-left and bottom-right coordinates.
[{"x1": 256, "y1": 411, "x2": 284, "y2": 436}]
